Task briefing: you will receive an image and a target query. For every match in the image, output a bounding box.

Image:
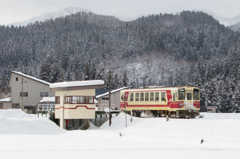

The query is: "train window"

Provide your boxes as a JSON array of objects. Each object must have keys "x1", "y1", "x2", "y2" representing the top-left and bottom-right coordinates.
[
  {"x1": 161, "y1": 92, "x2": 165, "y2": 101},
  {"x1": 193, "y1": 89, "x2": 200, "y2": 100},
  {"x1": 178, "y1": 88, "x2": 185, "y2": 100},
  {"x1": 155, "y1": 92, "x2": 159, "y2": 102},
  {"x1": 150, "y1": 92, "x2": 154, "y2": 101},
  {"x1": 130, "y1": 93, "x2": 134, "y2": 101},
  {"x1": 136, "y1": 93, "x2": 139, "y2": 101},
  {"x1": 187, "y1": 93, "x2": 192, "y2": 100},
  {"x1": 145, "y1": 93, "x2": 149, "y2": 101},
  {"x1": 121, "y1": 95, "x2": 124, "y2": 101},
  {"x1": 173, "y1": 93, "x2": 175, "y2": 101},
  {"x1": 140, "y1": 93, "x2": 144, "y2": 101}
]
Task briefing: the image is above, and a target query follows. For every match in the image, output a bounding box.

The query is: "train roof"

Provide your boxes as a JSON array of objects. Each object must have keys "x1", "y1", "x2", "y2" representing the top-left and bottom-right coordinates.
[{"x1": 120, "y1": 86, "x2": 199, "y2": 92}]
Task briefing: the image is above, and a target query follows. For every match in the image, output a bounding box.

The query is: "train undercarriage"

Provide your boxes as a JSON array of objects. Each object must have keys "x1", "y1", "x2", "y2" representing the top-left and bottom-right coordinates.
[{"x1": 131, "y1": 110, "x2": 199, "y2": 118}]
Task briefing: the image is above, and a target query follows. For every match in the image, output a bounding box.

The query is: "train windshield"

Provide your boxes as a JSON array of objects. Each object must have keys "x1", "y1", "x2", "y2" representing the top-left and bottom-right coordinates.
[
  {"x1": 178, "y1": 88, "x2": 185, "y2": 100},
  {"x1": 193, "y1": 89, "x2": 200, "y2": 100}
]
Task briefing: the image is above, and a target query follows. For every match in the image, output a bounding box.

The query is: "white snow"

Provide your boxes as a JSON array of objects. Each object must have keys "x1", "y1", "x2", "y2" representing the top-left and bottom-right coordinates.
[
  {"x1": 0, "y1": 110, "x2": 239, "y2": 159},
  {"x1": 0, "y1": 109, "x2": 64, "y2": 134},
  {"x1": 96, "y1": 87, "x2": 128, "y2": 98},
  {"x1": 0, "y1": 97, "x2": 11, "y2": 102},
  {"x1": 12, "y1": 71, "x2": 51, "y2": 85},
  {"x1": 50, "y1": 80, "x2": 104, "y2": 88},
  {"x1": 40, "y1": 97, "x2": 55, "y2": 103}
]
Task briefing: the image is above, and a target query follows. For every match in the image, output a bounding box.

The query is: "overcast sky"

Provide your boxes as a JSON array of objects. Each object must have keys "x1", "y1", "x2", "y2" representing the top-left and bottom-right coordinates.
[{"x1": 1, "y1": 0, "x2": 240, "y2": 25}]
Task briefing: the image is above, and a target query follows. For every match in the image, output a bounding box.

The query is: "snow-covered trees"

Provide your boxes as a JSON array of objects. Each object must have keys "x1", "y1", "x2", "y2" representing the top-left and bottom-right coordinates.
[
  {"x1": 0, "y1": 10, "x2": 240, "y2": 112},
  {"x1": 39, "y1": 61, "x2": 51, "y2": 82}
]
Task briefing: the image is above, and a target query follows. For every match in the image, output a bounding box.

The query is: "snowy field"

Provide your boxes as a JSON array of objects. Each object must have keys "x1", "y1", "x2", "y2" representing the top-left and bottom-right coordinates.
[{"x1": 0, "y1": 110, "x2": 240, "y2": 159}]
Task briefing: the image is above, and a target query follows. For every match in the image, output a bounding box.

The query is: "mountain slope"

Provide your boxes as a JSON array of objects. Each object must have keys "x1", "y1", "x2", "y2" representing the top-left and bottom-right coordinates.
[
  {"x1": 8, "y1": 7, "x2": 91, "y2": 26},
  {"x1": 0, "y1": 10, "x2": 240, "y2": 112},
  {"x1": 203, "y1": 10, "x2": 240, "y2": 26}
]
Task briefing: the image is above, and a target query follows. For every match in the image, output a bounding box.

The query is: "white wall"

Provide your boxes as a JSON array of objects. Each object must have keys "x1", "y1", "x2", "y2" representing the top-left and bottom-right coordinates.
[{"x1": 9, "y1": 73, "x2": 54, "y2": 108}]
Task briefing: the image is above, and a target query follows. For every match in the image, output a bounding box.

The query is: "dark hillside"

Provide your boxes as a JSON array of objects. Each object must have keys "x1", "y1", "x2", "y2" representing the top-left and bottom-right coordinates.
[{"x1": 0, "y1": 11, "x2": 240, "y2": 112}]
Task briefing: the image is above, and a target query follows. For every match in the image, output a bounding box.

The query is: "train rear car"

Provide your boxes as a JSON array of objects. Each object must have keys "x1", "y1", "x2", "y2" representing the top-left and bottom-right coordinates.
[{"x1": 120, "y1": 86, "x2": 200, "y2": 118}]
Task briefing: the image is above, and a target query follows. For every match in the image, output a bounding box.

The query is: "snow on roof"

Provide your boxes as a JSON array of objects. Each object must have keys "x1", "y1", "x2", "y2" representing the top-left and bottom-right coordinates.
[
  {"x1": 12, "y1": 71, "x2": 51, "y2": 85},
  {"x1": 50, "y1": 80, "x2": 104, "y2": 88},
  {"x1": 96, "y1": 87, "x2": 128, "y2": 98},
  {"x1": 0, "y1": 97, "x2": 11, "y2": 102},
  {"x1": 40, "y1": 97, "x2": 55, "y2": 103}
]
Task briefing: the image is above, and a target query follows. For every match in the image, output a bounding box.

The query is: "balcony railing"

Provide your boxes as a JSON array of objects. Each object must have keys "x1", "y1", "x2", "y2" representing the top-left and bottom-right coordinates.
[{"x1": 38, "y1": 104, "x2": 55, "y2": 111}]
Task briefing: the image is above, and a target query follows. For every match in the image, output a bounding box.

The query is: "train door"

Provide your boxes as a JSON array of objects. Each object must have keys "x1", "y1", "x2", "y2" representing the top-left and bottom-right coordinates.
[
  {"x1": 193, "y1": 89, "x2": 200, "y2": 109},
  {"x1": 124, "y1": 92, "x2": 129, "y2": 109},
  {"x1": 186, "y1": 89, "x2": 193, "y2": 110}
]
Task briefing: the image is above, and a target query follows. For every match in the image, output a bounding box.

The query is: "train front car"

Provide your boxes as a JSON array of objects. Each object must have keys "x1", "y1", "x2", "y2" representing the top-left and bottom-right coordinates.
[
  {"x1": 174, "y1": 87, "x2": 200, "y2": 118},
  {"x1": 120, "y1": 86, "x2": 200, "y2": 118}
]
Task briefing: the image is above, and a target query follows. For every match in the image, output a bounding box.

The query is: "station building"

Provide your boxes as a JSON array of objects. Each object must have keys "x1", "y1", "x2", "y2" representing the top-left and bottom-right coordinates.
[
  {"x1": 50, "y1": 80, "x2": 104, "y2": 130},
  {"x1": 96, "y1": 87, "x2": 128, "y2": 111}
]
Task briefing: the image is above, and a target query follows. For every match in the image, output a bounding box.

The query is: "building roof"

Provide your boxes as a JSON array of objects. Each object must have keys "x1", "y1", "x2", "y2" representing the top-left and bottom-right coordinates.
[
  {"x1": 11, "y1": 71, "x2": 51, "y2": 85},
  {"x1": 96, "y1": 87, "x2": 128, "y2": 99},
  {"x1": 0, "y1": 97, "x2": 12, "y2": 103},
  {"x1": 50, "y1": 80, "x2": 104, "y2": 89},
  {"x1": 40, "y1": 97, "x2": 55, "y2": 103}
]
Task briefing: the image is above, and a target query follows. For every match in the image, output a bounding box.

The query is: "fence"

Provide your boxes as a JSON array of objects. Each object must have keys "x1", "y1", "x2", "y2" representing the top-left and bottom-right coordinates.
[{"x1": 38, "y1": 104, "x2": 55, "y2": 111}]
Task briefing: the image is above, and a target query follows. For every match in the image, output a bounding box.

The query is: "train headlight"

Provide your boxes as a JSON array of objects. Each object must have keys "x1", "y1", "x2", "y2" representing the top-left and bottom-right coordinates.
[
  {"x1": 179, "y1": 104, "x2": 182, "y2": 107},
  {"x1": 197, "y1": 105, "x2": 199, "y2": 107}
]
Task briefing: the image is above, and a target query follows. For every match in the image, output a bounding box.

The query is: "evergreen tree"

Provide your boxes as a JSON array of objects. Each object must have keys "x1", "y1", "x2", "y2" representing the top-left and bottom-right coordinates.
[
  {"x1": 0, "y1": 72, "x2": 9, "y2": 94},
  {"x1": 90, "y1": 64, "x2": 97, "y2": 80},
  {"x1": 39, "y1": 61, "x2": 51, "y2": 82},
  {"x1": 122, "y1": 71, "x2": 129, "y2": 87},
  {"x1": 84, "y1": 62, "x2": 90, "y2": 80},
  {"x1": 50, "y1": 61, "x2": 62, "y2": 83}
]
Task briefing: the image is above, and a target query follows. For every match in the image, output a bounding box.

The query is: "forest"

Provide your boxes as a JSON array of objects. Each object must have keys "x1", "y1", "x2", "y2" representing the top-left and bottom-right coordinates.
[{"x1": 0, "y1": 10, "x2": 240, "y2": 112}]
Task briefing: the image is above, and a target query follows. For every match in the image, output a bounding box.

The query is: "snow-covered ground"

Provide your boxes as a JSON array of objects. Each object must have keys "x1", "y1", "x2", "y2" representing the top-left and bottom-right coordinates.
[{"x1": 0, "y1": 110, "x2": 239, "y2": 159}]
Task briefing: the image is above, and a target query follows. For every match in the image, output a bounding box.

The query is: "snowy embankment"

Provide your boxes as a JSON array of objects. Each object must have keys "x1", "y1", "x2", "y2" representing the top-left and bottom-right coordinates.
[
  {"x1": 0, "y1": 111, "x2": 240, "y2": 159},
  {"x1": 0, "y1": 109, "x2": 64, "y2": 134}
]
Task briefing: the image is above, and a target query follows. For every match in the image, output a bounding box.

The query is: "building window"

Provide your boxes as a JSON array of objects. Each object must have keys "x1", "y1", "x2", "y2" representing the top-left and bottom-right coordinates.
[
  {"x1": 89, "y1": 96, "x2": 94, "y2": 104},
  {"x1": 130, "y1": 93, "x2": 134, "y2": 101},
  {"x1": 136, "y1": 93, "x2": 139, "y2": 101},
  {"x1": 150, "y1": 92, "x2": 154, "y2": 101},
  {"x1": 145, "y1": 93, "x2": 149, "y2": 101},
  {"x1": 20, "y1": 92, "x2": 28, "y2": 97},
  {"x1": 16, "y1": 77, "x2": 18, "y2": 81},
  {"x1": 155, "y1": 92, "x2": 159, "y2": 102},
  {"x1": 86, "y1": 96, "x2": 89, "y2": 103},
  {"x1": 102, "y1": 97, "x2": 109, "y2": 100},
  {"x1": 55, "y1": 96, "x2": 60, "y2": 104},
  {"x1": 64, "y1": 96, "x2": 95, "y2": 104},
  {"x1": 80, "y1": 96, "x2": 85, "y2": 103},
  {"x1": 40, "y1": 92, "x2": 48, "y2": 97},
  {"x1": 161, "y1": 92, "x2": 165, "y2": 101},
  {"x1": 12, "y1": 103, "x2": 20, "y2": 109}
]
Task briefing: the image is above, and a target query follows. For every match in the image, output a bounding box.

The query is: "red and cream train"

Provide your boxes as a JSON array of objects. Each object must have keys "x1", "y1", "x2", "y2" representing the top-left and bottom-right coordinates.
[{"x1": 120, "y1": 86, "x2": 200, "y2": 118}]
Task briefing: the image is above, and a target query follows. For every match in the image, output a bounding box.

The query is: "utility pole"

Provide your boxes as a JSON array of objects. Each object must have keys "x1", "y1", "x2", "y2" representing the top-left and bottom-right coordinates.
[
  {"x1": 125, "y1": 94, "x2": 127, "y2": 127},
  {"x1": 21, "y1": 77, "x2": 23, "y2": 111},
  {"x1": 165, "y1": 98, "x2": 168, "y2": 122},
  {"x1": 107, "y1": 70, "x2": 111, "y2": 126}
]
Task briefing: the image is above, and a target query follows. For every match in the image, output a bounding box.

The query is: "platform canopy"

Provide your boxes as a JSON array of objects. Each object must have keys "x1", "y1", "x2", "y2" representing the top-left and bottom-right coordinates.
[{"x1": 50, "y1": 80, "x2": 104, "y2": 91}]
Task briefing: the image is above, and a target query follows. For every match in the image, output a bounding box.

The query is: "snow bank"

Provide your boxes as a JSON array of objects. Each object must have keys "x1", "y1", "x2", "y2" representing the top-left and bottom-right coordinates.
[
  {"x1": 99, "y1": 112, "x2": 240, "y2": 138},
  {"x1": 0, "y1": 109, "x2": 64, "y2": 134}
]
